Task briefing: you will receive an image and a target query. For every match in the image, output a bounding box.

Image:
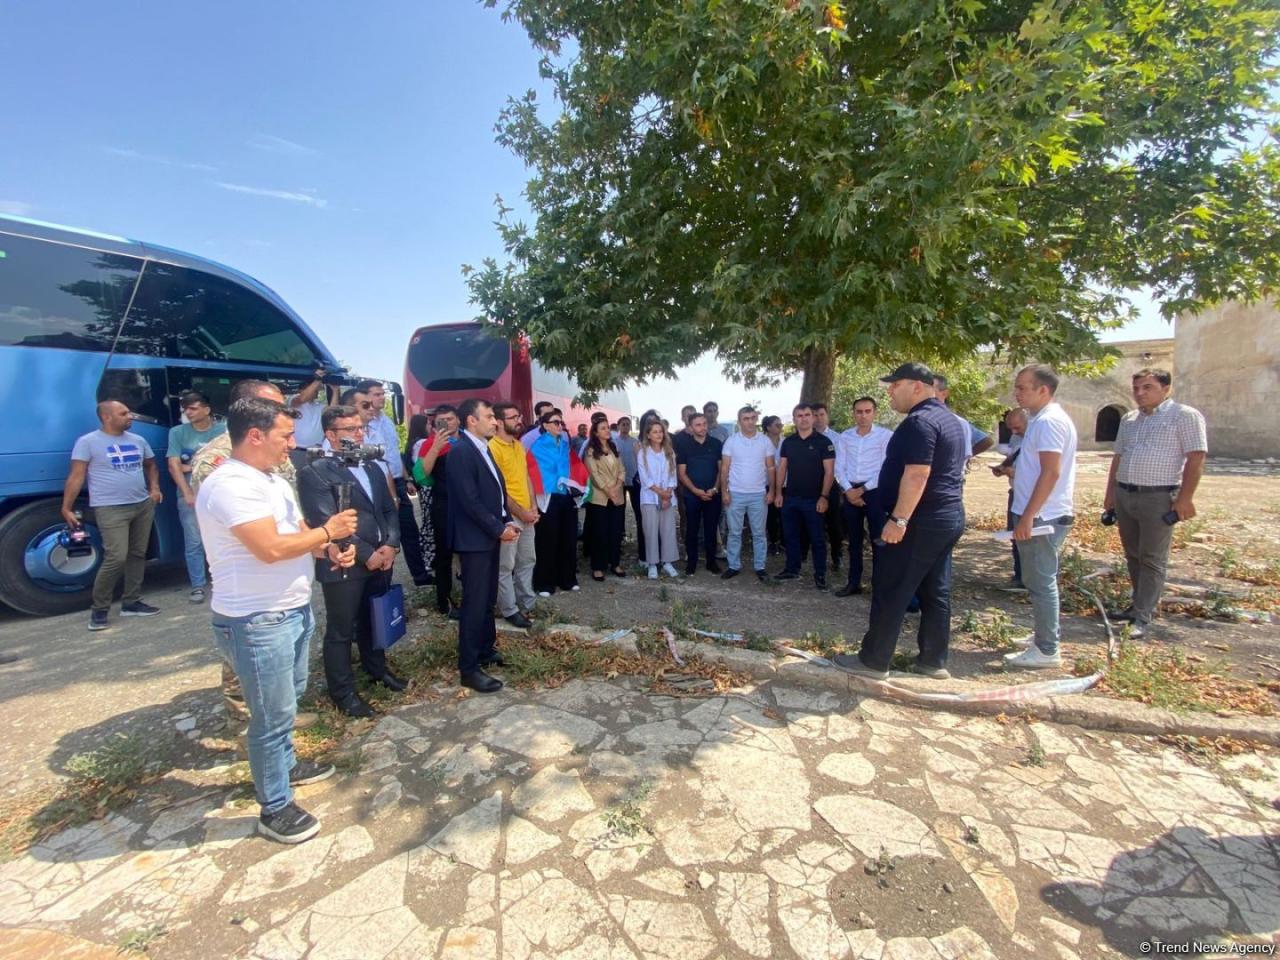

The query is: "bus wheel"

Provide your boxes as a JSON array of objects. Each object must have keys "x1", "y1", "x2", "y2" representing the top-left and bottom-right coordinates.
[{"x1": 0, "y1": 500, "x2": 100, "y2": 617}]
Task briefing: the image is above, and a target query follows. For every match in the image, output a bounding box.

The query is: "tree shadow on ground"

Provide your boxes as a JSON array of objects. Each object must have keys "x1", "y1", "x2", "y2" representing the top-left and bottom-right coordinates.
[{"x1": 1043, "y1": 825, "x2": 1280, "y2": 956}]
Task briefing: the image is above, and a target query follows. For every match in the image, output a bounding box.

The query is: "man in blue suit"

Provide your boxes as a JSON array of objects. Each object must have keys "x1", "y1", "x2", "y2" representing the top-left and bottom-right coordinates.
[
  {"x1": 297, "y1": 405, "x2": 406, "y2": 717},
  {"x1": 447, "y1": 398, "x2": 521, "y2": 693}
]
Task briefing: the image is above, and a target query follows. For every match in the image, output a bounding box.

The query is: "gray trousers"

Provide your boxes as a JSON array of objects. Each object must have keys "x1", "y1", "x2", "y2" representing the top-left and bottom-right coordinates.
[
  {"x1": 92, "y1": 499, "x2": 155, "y2": 610},
  {"x1": 1115, "y1": 486, "x2": 1177, "y2": 623},
  {"x1": 498, "y1": 516, "x2": 536, "y2": 616},
  {"x1": 641, "y1": 503, "x2": 679, "y2": 564}
]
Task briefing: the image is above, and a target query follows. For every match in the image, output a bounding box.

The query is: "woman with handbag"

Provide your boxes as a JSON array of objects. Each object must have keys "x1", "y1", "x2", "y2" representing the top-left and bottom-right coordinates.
[
  {"x1": 637, "y1": 419, "x2": 680, "y2": 579},
  {"x1": 583, "y1": 418, "x2": 626, "y2": 580}
]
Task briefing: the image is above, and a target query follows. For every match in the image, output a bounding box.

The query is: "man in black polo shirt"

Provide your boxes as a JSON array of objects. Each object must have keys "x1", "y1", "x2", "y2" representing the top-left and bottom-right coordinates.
[
  {"x1": 834, "y1": 363, "x2": 968, "y2": 680},
  {"x1": 675, "y1": 413, "x2": 723, "y2": 574},
  {"x1": 774, "y1": 402, "x2": 836, "y2": 590}
]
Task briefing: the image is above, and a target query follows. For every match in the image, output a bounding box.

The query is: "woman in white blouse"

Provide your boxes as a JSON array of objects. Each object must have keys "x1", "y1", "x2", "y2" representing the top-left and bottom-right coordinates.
[{"x1": 636, "y1": 419, "x2": 680, "y2": 578}]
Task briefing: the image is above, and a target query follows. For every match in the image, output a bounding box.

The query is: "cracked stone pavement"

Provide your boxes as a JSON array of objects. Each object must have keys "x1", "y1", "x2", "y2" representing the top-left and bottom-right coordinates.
[{"x1": 2, "y1": 676, "x2": 1279, "y2": 959}]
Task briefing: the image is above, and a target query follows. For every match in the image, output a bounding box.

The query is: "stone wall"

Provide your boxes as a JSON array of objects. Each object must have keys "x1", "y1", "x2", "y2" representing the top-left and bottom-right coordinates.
[{"x1": 1175, "y1": 300, "x2": 1280, "y2": 459}]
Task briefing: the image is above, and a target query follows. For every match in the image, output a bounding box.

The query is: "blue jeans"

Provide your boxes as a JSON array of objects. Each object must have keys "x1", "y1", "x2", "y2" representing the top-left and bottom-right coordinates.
[
  {"x1": 859, "y1": 510, "x2": 965, "y2": 672},
  {"x1": 782, "y1": 497, "x2": 826, "y2": 577},
  {"x1": 1010, "y1": 513, "x2": 1071, "y2": 655},
  {"x1": 725, "y1": 491, "x2": 768, "y2": 571},
  {"x1": 176, "y1": 498, "x2": 207, "y2": 589},
  {"x1": 212, "y1": 605, "x2": 313, "y2": 816}
]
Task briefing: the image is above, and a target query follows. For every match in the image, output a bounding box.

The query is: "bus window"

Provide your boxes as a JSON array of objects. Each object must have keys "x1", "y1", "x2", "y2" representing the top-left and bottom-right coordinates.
[
  {"x1": 0, "y1": 234, "x2": 141, "y2": 351},
  {"x1": 408, "y1": 325, "x2": 510, "y2": 391},
  {"x1": 120, "y1": 262, "x2": 316, "y2": 366},
  {"x1": 97, "y1": 368, "x2": 171, "y2": 425}
]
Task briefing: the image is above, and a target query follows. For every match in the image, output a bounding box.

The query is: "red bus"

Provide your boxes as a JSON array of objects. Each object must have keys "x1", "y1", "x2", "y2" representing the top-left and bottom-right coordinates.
[{"x1": 404, "y1": 322, "x2": 631, "y2": 430}]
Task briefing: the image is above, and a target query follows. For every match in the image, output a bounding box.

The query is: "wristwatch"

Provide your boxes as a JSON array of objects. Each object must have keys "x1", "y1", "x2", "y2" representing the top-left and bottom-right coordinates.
[{"x1": 888, "y1": 515, "x2": 908, "y2": 529}]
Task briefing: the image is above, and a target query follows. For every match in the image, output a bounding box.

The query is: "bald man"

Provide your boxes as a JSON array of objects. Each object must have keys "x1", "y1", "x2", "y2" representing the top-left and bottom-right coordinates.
[{"x1": 63, "y1": 401, "x2": 164, "y2": 631}]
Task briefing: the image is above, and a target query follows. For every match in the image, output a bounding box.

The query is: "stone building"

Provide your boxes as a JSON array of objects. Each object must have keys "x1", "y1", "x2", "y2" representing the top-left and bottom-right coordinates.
[{"x1": 991, "y1": 299, "x2": 1278, "y2": 459}]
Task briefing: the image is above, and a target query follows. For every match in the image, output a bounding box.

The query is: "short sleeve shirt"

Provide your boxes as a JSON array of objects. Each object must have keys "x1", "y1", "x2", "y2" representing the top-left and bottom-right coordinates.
[
  {"x1": 876, "y1": 398, "x2": 968, "y2": 520},
  {"x1": 291, "y1": 400, "x2": 325, "y2": 448},
  {"x1": 195, "y1": 458, "x2": 313, "y2": 617},
  {"x1": 675, "y1": 434, "x2": 722, "y2": 489},
  {"x1": 167, "y1": 420, "x2": 227, "y2": 470},
  {"x1": 722, "y1": 432, "x2": 772, "y2": 494},
  {"x1": 1114, "y1": 399, "x2": 1208, "y2": 486},
  {"x1": 1012, "y1": 402, "x2": 1077, "y2": 519},
  {"x1": 779, "y1": 431, "x2": 835, "y2": 499},
  {"x1": 71, "y1": 429, "x2": 154, "y2": 507},
  {"x1": 489, "y1": 435, "x2": 532, "y2": 509}
]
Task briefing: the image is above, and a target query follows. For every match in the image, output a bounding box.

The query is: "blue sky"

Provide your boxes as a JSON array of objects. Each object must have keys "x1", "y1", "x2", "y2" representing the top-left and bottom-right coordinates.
[{"x1": 0, "y1": 1, "x2": 1171, "y2": 416}]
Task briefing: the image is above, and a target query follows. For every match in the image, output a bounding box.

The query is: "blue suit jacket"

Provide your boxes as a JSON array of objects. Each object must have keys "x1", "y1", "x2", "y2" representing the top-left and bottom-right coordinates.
[{"x1": 445, "y1": 433, "x2": 510, "y2": 553}]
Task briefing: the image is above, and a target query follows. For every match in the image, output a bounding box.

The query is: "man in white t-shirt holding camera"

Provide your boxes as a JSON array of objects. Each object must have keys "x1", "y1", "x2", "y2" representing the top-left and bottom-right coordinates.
[{"x1": 196, "y1": 397, "x2": 358, "y2": 844}]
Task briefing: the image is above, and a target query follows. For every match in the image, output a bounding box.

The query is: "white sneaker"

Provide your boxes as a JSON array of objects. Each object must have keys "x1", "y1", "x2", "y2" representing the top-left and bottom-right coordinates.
[
  {"x1": 648, "y1": 565, "x2": 659, "y2": 580},
  {"x1": 1003, "y1": 646, "x2": 1062, "y2": 669},
  {"x1": 537, "y1": 591, "x2": 552, "y2": 598},
  {"x1": 662, "y1": 563, "x2": 679, "y2": 578}
]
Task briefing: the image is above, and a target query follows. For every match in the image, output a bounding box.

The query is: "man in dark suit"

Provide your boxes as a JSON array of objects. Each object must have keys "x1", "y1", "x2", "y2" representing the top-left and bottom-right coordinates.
[
  {"x1": 447, "y1": 398, "x2": 521, "y2": 693},
  {"x1": 298, "y1": 405, "x2": 408, "y2": 717}
]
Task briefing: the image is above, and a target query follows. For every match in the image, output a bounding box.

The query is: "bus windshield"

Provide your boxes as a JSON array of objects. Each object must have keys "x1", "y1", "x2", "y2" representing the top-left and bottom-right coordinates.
[{"x1": 407, "y1": 325, "x2": 510, "y2": 391}]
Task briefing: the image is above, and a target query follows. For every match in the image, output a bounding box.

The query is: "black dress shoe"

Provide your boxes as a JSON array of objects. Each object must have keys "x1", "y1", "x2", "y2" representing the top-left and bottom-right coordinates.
[
  {"x1": 773, "y1": 571, "x2": 799, "y2": 581},
  {"x1": 504, "y1": 612, "x2": 532, "y2": 629},
  {"x1": 684, "y1": 565, "x2": 697, "y2": 576},
  {"x1": 835, "y1": 584, "x2": 863, "y2": 598},
  {"x1": 720, "y1": 567, "x2": 741, "y2": 580},
  {"x1": 334, "y1": 694, "x2": 375, "y2": 718},
  {"x1": 755, "y1": 569, "x2": 768, "y2": 581},
  {"x1": 460, "y1": 670, "x2": 503, "y2": 693},
  {"x1": 706, "y1": 561, "x2": 722, "y2": 574},
  {"x1": 480, "y1": 652, "x2": 507, "y2": 667},
  {"x1": 814, "y1": 575, "x2": 828, "y2": 591},
  {"x1": 372, "y1": 671, "x2": 408, "y2": 692}
]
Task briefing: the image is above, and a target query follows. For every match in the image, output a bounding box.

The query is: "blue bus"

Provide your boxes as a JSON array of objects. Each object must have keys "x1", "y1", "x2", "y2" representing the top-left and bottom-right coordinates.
[{"x1": 0, "y1": 215, "x2": 397, "y2": 616}]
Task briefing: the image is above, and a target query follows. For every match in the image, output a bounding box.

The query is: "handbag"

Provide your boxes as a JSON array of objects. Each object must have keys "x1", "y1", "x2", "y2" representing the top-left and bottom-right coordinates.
[{"x1": 369, "y1": 583, "x2": 407, "y2": 651}]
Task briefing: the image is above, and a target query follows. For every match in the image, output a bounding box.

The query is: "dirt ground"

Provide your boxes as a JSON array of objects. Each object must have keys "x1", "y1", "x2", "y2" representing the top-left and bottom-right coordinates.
[{"x1": 536, "y1": 451, "x2": 1280, "y2": 712}]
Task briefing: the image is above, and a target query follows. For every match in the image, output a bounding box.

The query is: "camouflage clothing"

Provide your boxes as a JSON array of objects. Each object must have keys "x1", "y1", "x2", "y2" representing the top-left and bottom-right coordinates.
[{"x1": 189, "y1": 433, "x2": 296, "y2": 493}]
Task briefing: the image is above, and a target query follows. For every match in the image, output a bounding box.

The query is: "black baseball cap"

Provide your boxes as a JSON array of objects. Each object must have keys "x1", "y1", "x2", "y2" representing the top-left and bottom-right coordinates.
[{"x1": 879, "y1": 362, "x2": 935, "y2": 385}]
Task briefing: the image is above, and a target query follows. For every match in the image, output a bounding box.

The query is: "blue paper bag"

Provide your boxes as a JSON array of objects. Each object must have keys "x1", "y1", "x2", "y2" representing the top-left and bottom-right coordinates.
[{"x1": 370, "y1": 583, "x2": 407, "y2": 651}]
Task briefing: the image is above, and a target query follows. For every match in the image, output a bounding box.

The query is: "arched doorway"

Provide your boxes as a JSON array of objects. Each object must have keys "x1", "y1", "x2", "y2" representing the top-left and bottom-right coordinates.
[{"x1": 1095, "y1": 405, "x2": 1124, "y2": 442}]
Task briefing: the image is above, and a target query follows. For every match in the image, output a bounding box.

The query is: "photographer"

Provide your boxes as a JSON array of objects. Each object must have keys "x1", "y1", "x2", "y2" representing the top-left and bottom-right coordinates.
[
  {"x1": 298, "y1": 406, "x2": 407, "y2": 718},
  {"x1": 196, "y1": 398, "x2": 358, "y2": 844}
]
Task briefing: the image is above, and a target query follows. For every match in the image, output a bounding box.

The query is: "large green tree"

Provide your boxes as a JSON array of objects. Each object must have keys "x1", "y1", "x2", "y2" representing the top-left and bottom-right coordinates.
[{"x1": 467, "y1": 0, "x2": 1280, "y2": 405}]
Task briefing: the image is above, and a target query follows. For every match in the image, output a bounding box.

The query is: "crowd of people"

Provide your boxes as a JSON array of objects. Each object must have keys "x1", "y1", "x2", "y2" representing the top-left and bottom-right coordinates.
[{"x1": 60, "y1": 363, "x2": 1207, "y2": 844}]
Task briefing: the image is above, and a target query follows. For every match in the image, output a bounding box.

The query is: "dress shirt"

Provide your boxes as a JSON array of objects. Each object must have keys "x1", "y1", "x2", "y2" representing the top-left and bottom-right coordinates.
[
  {"x1": 347, "y1": 464, "x2": 373, "y2": 504},
  {"x1": 835, "y1": 425, "x2": 893, "y2": 491},
  {"x1": 463, "y1": 429, "x2": 504, "y2": 489},
  {"x1": 367, "y1": 414, "x2": 404, "y2": 479},
  {"x1": 1114, "y1": 399, "x2": 1208, "y2": 486}
]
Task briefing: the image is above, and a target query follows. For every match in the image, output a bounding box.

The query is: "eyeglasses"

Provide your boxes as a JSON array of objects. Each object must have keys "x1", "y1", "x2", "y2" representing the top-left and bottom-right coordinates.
[
  {"x1": 502, "y1": 414, "x2": 521, "y2": 422},
  {"x1": 181, "y1": 403, "x2": 206, "y2": 411},
  {"x1": 546, "y1": 420, "x2": 564, "y2": 426},
  {"x1": 334, "y1": 425, "x2": 362, "y2": 434},
  {"x1": 358, "y1": 401, "x2": 375, "y2": 409}
]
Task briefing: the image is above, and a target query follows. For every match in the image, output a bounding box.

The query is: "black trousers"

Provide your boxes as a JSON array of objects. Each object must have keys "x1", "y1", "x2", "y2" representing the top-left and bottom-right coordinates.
[
  {"x1": 395, "y1": 477, "x2": 428, "y2": 582},
  {"x1": 321, "y1": 569, "x2": 390, "y2": 703},
  {"x1": 682, "y1": 491, "x2": 722, "y2": 570},
  {"x1": 825, "y1": 484, "x2": 845, "y2": 566},
  {"x1": 628, "y1": 478, "x2": 646, "y2": 558},
  {"x1": 533, "y1": 493, "x2": 579, "y2": 593},
  {"x1": 782, "y1": 497, "x2": 826, "y2": 577},
  {"x1": 858, "y1": 510, "x2": 965, "y2": 672},
  {"x1": 430, "y1": 499, "x2": 454, "y2": 613},
  {"x1": 587, "y1": 501, "x2": 624, "y2": 572},
  {"x1": 457, "y1": 547, "x2": 499, "y2": 674},
  {"x1": 767, "y1": 502, "x2": 783, "y2": 551},
  {"x1": 841, "y1": 488, "x2": 887, "y2": 589}
]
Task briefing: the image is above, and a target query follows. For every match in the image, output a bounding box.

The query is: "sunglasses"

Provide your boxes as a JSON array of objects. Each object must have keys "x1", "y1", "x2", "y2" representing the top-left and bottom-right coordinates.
[
  {"x1": 358, "y1": 401, "x2": 375, "y2": 409},
  {"x1": 547, "y1": 419, "x2": 564, "y2": 426}
]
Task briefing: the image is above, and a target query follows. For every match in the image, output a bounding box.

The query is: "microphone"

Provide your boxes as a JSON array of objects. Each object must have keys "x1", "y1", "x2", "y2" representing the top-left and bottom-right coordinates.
[{"x1": 334, "y1": 481, "x2": 353, "y2": 579}]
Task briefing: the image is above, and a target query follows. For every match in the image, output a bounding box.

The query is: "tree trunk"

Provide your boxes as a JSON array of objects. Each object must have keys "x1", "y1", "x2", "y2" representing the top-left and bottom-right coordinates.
[{"x1": 799, "y1": 346, "x2": 838, "y2": 408}]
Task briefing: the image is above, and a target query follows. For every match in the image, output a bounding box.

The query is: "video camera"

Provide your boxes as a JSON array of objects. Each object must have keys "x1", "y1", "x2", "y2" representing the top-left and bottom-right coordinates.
[{"x1": 303, "y1": 437, "x2": 386, "y2": 466}]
